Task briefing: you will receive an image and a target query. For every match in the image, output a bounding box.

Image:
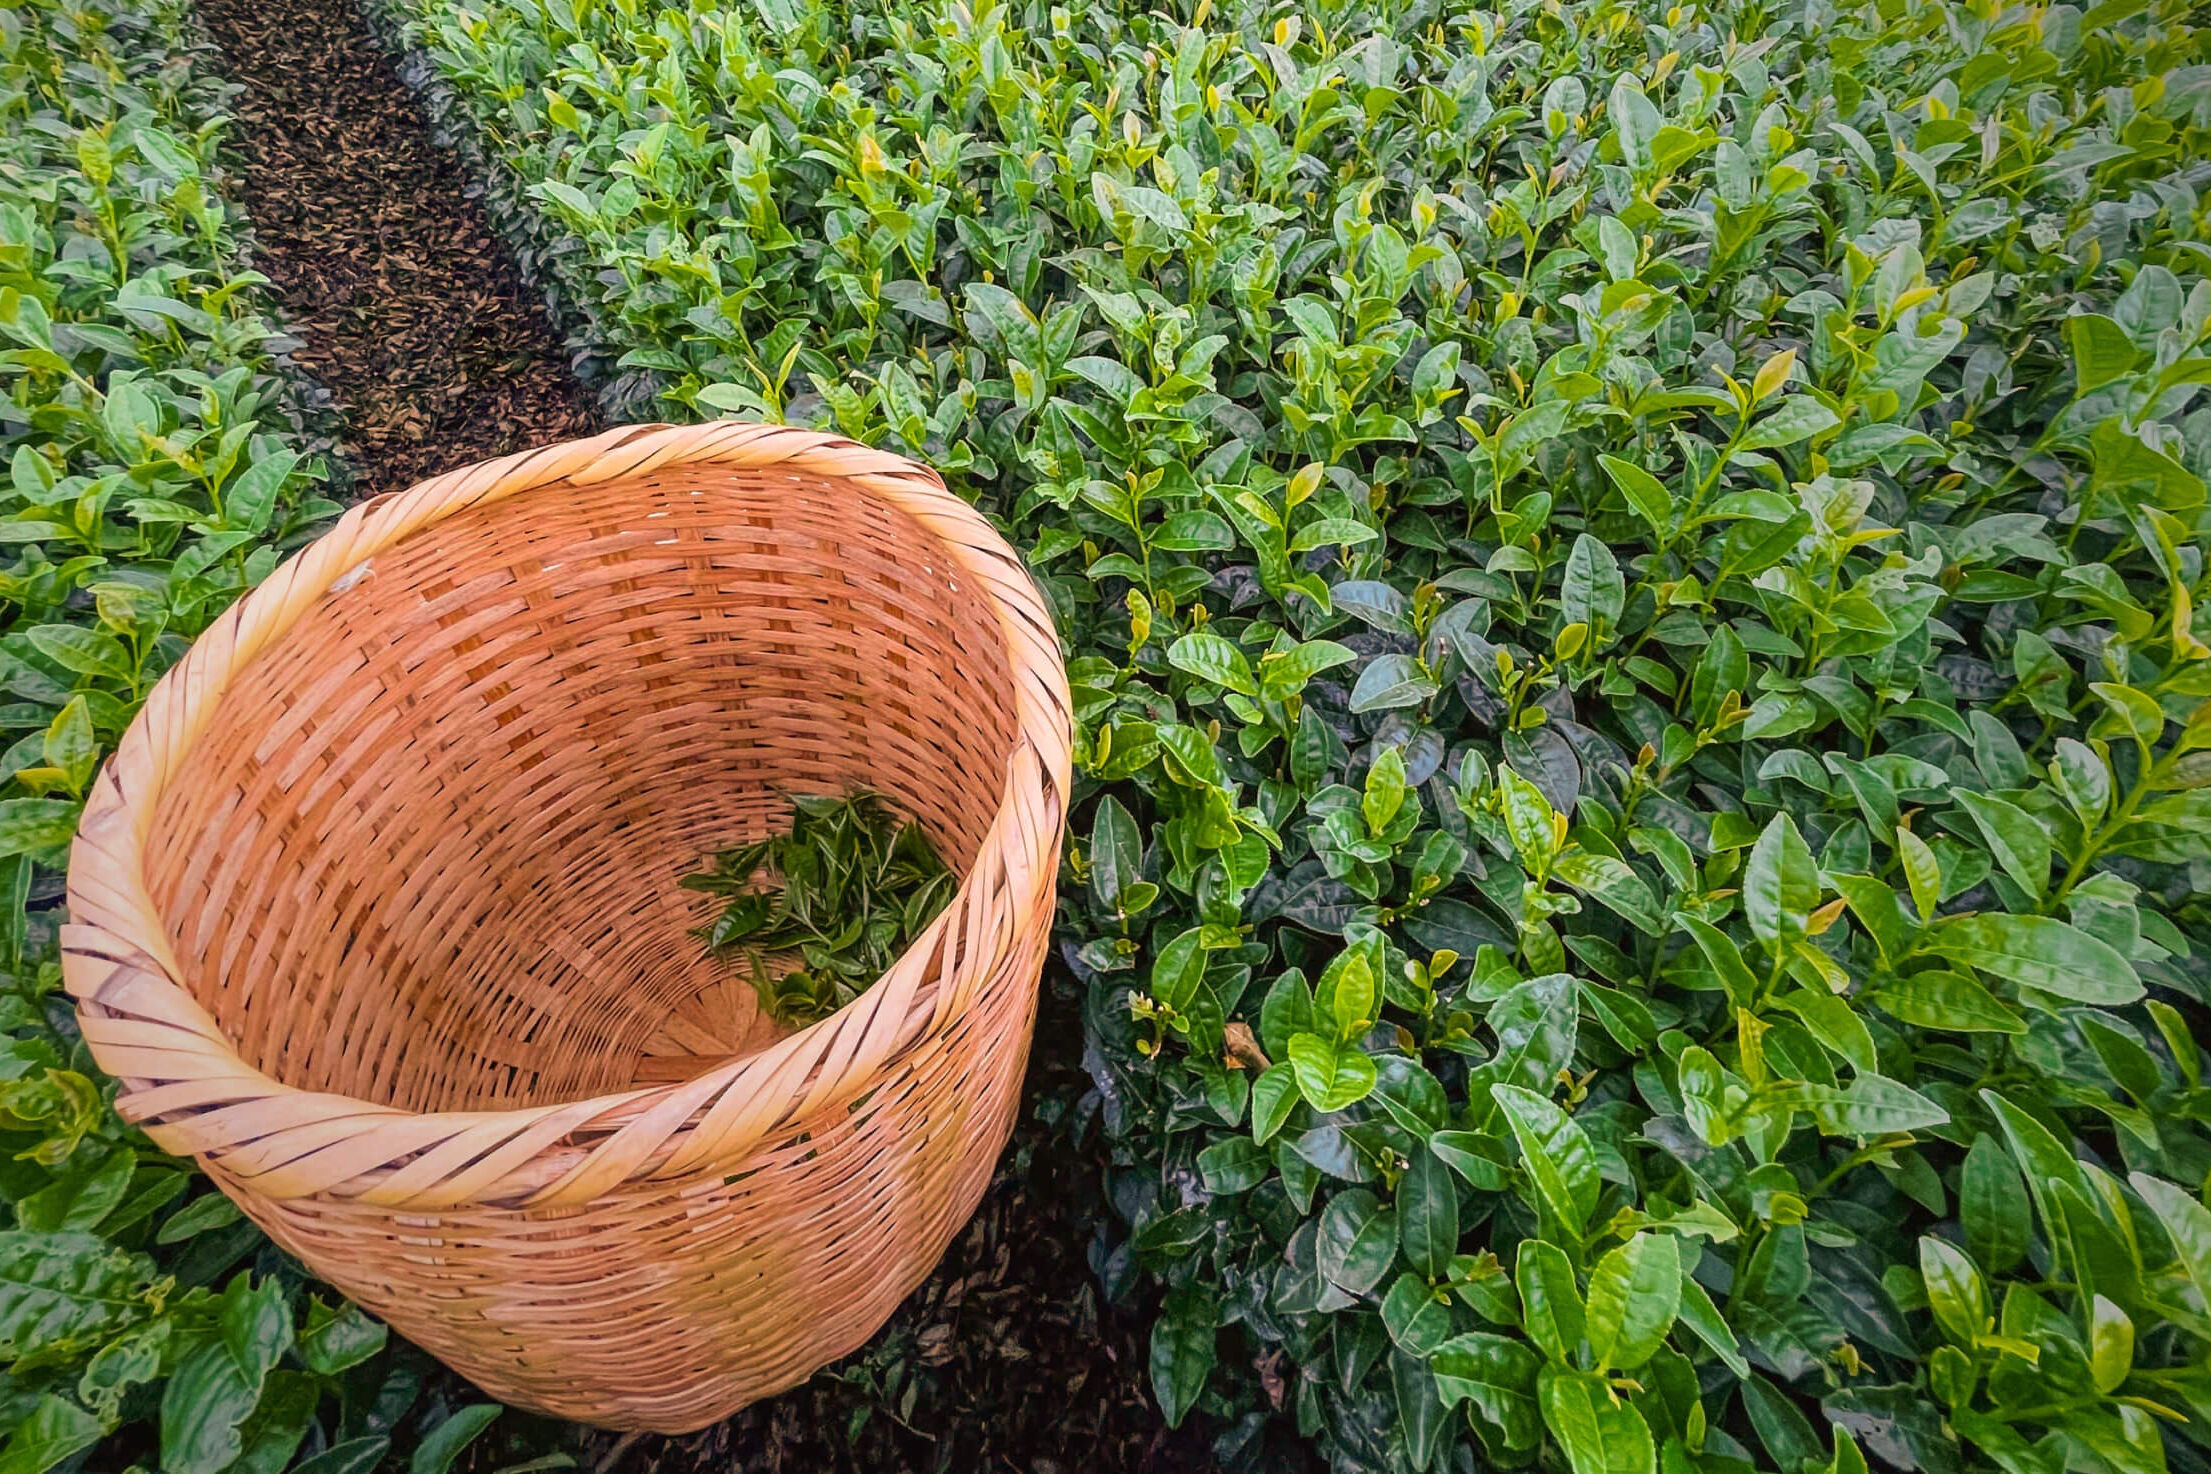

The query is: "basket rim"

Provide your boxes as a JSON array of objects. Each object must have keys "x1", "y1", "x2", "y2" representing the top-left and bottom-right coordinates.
[{"x1": 60, "y1": 421, "x2": 1072, "y2": 1211}]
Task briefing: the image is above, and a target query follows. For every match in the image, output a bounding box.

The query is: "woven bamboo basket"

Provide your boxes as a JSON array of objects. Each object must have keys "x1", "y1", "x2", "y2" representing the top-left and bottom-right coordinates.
[{"x1": 61, "y1": 422, "x2": 1072, "y2": 1432}]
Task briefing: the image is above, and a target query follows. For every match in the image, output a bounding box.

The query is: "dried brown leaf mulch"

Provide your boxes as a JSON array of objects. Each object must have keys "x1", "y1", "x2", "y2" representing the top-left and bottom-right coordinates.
[{"x1": 193, "y1": 0, "x2": 599, "y2": 495}]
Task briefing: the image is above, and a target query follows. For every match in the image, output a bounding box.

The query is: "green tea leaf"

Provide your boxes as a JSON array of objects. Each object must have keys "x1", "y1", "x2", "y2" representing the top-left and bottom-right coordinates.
[
  {"x1": 1871, "y1": 969, "x2": 2023, "y2": 1034},
  {"x1": 1151, "y1": 927, "x2": 1207, "y2": 1012},
  {"x1": 1961, "y1": 1133, "x2": 2032, "y2": 1274},
  {"x1": 1540, "y1": 1366, "x2": 1655, "y2": 1474},
  {"x1": 0, "y1": 1397, "x2": 103, "y2": 1474},
  {"x1": 1493, "y1": 1084, "x2": 1599, "y2": 1239},
  {"x1": 1561, "y1": 536, "x2": 1625, "y2": 642},
  {"x1": 1583, "y1": 1234, "x2": 1679, "y2": 1373},
  {"x1": 1953, "y1": 792, "x2": 2052, "y2": 900},
  {"x1": 2129, "y1": 1174, "x2": 2211, "y2": 1317},
  {"x1": 1805, "y1": 1075, "x2": 1949, "y2": 1136},
  {"x1": 297, "y1": 1298, "x2": 386, "y2": 1376},
  {"x1": 1744, "y1": 813, "x2": 1818, "y2": 948},
  {"x1": 291, "y1": 1436, "x2": 390, "y2": 1474},
  {"x1": 1399, "y1": 1145, "x2": 1460, "y2": 1280},
  {"x1": 1431, "y1": 1331, "x2": 1544, "y2": 1447},
  {"x1": 1673, "y1": 1274, "x2": 1748, "y2": 1378},
  {"x1": 1739, "y1": 398, "x2": 1840, "y2": 451},
  {"x1": 1319, "y1": 1190, "x2": 1399, "y2": 1295},
  {"x1": 1288, "y1": 1035, "x2": 1378, "y2": 1112},
  {"x1": 409, "y1": 1405, "x2": 501, "y2": 1474},
  {"x1": 2089, "y1": 1295, "x2": 2133, "y2": 1394},
  {"x1": 1929, "y1": 913, "x2": 2142, "y2": 1004},
  {"x1": 1515, "y1": 1238, "x2": 1585, "y2": 1364},
  {"x1": 1918, "y1": 1236, "x2": 1987, "y2": 1346},
  {"x1": 1599, "y1": 455, "x2": 1672, "y2": 536},
  {"x1": 1150, "y1": 1288, "x2": 1217, "y2": 1427},
  {"x1": 1168, "y1": 631, "x2": 1257, "y2": 696}
]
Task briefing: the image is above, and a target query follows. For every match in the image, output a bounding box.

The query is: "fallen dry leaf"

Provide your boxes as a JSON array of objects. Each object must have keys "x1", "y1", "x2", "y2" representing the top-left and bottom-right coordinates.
[{"x1": 1222, "y1": 1020, "x2": 1271, "y2": 1072}]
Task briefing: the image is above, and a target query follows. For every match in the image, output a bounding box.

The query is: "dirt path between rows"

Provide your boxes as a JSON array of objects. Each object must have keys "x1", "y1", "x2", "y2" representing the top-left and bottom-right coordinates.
[{"x1": 194, "y1": 0, "x2": 598, "y2": 495}]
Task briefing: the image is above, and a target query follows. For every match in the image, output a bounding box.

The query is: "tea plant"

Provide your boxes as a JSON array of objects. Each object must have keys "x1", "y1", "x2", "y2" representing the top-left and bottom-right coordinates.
[
  {"x1": 0, "y1": 0, "x2": 511, "y2": 1469},
  {"x1": 387, "y1": 0, "x2": 2211, "y2": 1469},
  {"x1": 685, "y1": 790, "x2": 955, "y2": 1027}
]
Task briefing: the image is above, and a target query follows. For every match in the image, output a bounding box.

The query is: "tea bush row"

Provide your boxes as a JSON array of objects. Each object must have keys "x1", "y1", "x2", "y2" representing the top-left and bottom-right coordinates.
[
  {"x1": 373, "y1": 0, "x2": 2211, "y2": 1469},
  {"x1": 0, "y1": 1, "x2": 509, "y2": 1469}
]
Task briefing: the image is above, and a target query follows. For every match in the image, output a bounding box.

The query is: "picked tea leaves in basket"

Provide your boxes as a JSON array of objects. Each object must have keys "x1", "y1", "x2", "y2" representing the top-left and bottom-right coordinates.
[{"x1": 684, "y1": 790, "x2": 956, "y2": 1029}]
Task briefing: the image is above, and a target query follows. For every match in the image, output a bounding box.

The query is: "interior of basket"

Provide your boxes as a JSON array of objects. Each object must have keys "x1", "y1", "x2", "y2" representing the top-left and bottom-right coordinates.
[{"x1": 138, "y1": 462, "x2": 1022, "y2": 1112}]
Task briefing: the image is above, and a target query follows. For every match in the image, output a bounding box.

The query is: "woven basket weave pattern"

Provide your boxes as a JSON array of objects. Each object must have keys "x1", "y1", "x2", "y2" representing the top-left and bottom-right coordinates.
[{"x1": 61, "y1": 423, "x2": 1072, "y2": 1430}]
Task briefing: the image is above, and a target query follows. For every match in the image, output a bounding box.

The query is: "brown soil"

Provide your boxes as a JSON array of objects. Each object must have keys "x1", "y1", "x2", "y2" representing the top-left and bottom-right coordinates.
[{"x1": 193, "y1": 0, "x2": 600, "y2": 494}]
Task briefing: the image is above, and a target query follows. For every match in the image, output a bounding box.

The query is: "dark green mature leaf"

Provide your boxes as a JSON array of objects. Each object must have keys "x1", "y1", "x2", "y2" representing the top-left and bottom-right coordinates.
[
  {"x1": 1089, "y1": 795, "x2": 1143, "y2": 912},
  {"x1": 1553, "y1": 853, "x2": 1664, "y2": 935},
  {"x1": 160, "y1": 1334, "x2": 261, "y2": 1474},
  {"x1": 1673, "y1": 1275, "x2": 1748, "y2": 1378},
  {"x1": 230, "y1": 1371, "x2": 316, "y2": 1474},
  {"x1": 1805, "y1": 1075, "x2": 1949, "y2": 1136},
  {"x1": 1351, "y1": 654, "x2": 1438, "y2": 713},
  {"x1": 291, "y1": 1437, "x2": 391, "y2": 1474},
  {"x1": 1742, "y1": 1375, "x2": 1822, "y2": 1470},
  {"x1": 1151, "y1": 927, "x2": 1207, "y2": 1012},
  {"x1": 156, "y1": 1193, "x2": 242, "y2": 1245},
  {"x1": 1872, "y1": 971, "x2": 2024, "y2": 1034},
  {"x1": 1150, "y1": 1288, "x2": 1217, "y2": 1427},
  {"x1": 217, "y1": 1272, "x2": 292, "y2": 1388},
  {"x1": 0, "y1": 1396, "x2": 103, "y2": 1474},
  {"x1": 297, "y1": 1298, "x2": 386, "y2": 1375},
  {"x1": 1599, "y1": 455, "x2": 1672, "y2": 535},
  {"x1": 1961, "y1": 1133, "x2": 2032, "y2": 1274},
  {"x1": 0, "y1": 1233, "x2": 154, "y2": 1359},
  {"x1": 1468, "y1": 975, "x2": 1578, "y2": 1103},
  {"x1": 2129, "y1": 1175, "x2": 2211, "y2": 1315},
  {"x1": 1382, "y1": 1274, "x2": 1454, "y2": 1355},
  {"x1": 409, "y1": 1405, "x2": 501, "y2": 1474},
  {"x1": 1399, "y1": 1146, "x2": 1460, "y2": 1280},
  {"x1": 0, "y1": 801, "x2": 79, "y2": 860},
  {"x1": 1675, "y1": 917, "x2": 1758, "y2": 1011},
  {"x1": 1199, "y1": 1137, "x2": 1270, "y2": 1195},
  {"x1": 1953, "y1": 792, "x2": 2052, "y2": 900},
  {"x1": 14, "y1": 1146, "x2": 131, "y2": 1233},
  {"x1": 1393, "y1": 1347, "x2": 1453, "y2": 1471},
  {"x1": 1431, "y1": 1332, "x2": 1544, "y2": 1448},
  {"x1": 1561, "y1": 536, "x2": 1625, "y2": 641},
  {"x1": 1983, "y1": 1090, "x2": 2089, "y2": 1253},
  {"x1": 1318, "y1": 1190, "x2": 1399, "y2": 1297}
]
